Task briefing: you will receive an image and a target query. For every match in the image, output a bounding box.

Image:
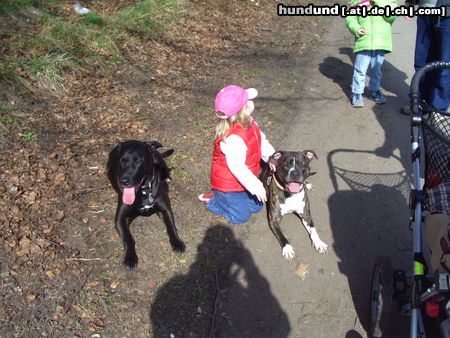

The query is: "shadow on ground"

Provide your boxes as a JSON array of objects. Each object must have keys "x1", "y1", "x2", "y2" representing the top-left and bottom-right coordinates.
[
  {"x1": 327, "y1": 149, "x2": 411, "y2": 337},
  {"x1": 149, "y1": 224, "x2": 290, "y2": 337},
  {"x1": 319, "y1": 47, "x2": 411, "y2": 163}
]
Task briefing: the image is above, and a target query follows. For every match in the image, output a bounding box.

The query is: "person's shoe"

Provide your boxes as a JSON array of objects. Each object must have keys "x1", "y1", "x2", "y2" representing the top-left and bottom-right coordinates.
[
  {"x1": 198, "y1": 192, "x2": 214, "y2": 204},
  {"x1": 370, "y1": 90, "x2": 386, "y2": 104},
  {"x1": 400, "y1": 105, "x2": 411, "y2": 115},
  {"x1": 352, "y1": 93, "x2": 364, "y2": 108}
]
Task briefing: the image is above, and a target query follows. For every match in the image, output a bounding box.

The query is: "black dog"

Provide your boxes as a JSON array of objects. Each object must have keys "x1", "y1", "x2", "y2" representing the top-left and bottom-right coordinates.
[
  {"x1": 261, "y1": 150, "x2": 328, "y2": 260},
  {"x1": 107, "y1": 140, "x2": 185, "y2": 268}
]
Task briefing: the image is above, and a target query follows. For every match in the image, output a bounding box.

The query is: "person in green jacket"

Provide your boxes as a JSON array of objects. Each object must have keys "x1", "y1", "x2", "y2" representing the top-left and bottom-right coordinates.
[{"x1": 345, "y1": 0, "x2": 397, "y2": 107}]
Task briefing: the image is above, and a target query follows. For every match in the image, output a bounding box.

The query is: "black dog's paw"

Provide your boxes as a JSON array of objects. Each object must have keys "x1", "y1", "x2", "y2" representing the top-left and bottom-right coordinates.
[
  {"x1": 171, "y1": 240, "x2": 186, "y2": 253},
  {"x1": 123, "y1": 252, "x2": 139, "y2": 269}
]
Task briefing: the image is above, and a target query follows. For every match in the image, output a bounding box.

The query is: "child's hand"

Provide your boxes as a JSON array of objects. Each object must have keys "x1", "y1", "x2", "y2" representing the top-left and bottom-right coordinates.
[
  {"x1": 357, "y1": 28, "x2": 366, "y2": 37},
  {"x1": 254, "y1": 185, "x2": 267, "y2": 203}
]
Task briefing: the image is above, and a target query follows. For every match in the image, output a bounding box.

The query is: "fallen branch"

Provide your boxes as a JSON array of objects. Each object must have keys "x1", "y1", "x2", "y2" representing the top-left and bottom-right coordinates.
[
  {"x1": 63, "y1": 270, "x2": 90, "y2": 313},
  {"x1": 65, "y1": 258, "x2": 102, "y2": 262},
  {"x1": 208, "y1": 271, "x2": 221, "y2": 338}
]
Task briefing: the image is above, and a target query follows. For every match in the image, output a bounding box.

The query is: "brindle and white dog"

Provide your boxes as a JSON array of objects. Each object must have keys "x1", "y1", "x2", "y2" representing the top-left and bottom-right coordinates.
[{"x1": 262, "y1": 150, "x2": 328, "y2": 260}]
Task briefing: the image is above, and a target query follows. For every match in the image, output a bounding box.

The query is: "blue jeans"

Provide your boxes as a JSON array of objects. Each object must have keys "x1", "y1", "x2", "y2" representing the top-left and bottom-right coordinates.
[
  {"x1": 206, "y1": 190, "x2": 263, "y2": 224},
  {"x1": 352, "y1": 50, "x2": 385, "y2": 95},
  {"x1": 414, "y1": 16, "x2": 450, "y2": 111}
]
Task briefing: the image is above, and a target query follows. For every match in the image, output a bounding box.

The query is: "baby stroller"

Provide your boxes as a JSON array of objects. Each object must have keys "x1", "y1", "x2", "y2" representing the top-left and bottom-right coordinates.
[{"x1": 369, "y1": 61, "x2": 450, "y2": 338}]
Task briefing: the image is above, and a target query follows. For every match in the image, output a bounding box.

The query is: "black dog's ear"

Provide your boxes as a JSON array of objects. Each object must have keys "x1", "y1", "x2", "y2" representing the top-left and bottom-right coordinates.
[
  {"x1": 146, "y1": 141, "x2": 163, "y2": 151},
  {"x1": 303, "y1": 150, "x2": 318, "y2": 161},
  {"x1": 160, "y1": 149, "x2": 174, "y2": 158}
]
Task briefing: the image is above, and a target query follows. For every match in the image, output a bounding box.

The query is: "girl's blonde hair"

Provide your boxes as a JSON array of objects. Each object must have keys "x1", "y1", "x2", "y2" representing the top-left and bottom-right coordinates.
[{"x1": 215, "y1": 104, "x2": 251, "y2": 139}]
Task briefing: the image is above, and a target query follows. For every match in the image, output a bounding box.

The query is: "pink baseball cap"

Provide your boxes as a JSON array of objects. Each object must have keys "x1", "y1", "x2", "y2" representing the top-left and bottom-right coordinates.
[{"x1": 214, "y1": 85, "x2": 258, "y2": 118}]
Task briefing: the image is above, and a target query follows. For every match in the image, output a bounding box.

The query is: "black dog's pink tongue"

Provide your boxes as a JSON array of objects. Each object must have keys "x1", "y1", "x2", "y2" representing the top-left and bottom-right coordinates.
[
  {"x1": 122, "y1": 187, "x2": 136, "y2": 205},
  {"x1": 288, "y1": 182, "x2": 302, "y2": 193}
]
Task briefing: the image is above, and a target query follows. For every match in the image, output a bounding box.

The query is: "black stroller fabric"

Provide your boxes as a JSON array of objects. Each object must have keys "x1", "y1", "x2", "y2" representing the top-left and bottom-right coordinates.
[{"x1": 422, "y1": 109, "x2": 450, "y2": 190}]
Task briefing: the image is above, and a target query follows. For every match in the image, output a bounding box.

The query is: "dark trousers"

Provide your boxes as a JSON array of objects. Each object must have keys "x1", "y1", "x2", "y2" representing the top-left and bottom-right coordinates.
[{"x1": 414, "y1": 15, "x2": 450, "y2": 111}]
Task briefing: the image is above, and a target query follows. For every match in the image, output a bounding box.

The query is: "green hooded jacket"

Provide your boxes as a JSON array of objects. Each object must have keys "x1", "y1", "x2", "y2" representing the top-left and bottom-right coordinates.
[{"x1": 345, "y1": 0, "x2": 397, "y2": 53}]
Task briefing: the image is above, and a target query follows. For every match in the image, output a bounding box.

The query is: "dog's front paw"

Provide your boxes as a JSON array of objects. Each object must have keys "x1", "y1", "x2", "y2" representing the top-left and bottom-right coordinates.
[
  {"x1": 282, "y1": 244, "x2": 295, "y2": 261},
  {"x1": 313, "y1": 240, "x2": 328, "y2": 254},
  {"x1": 171, "y1": 240, "x2": 186, "y2": 253},
  {"x1": 124, "y1": 252, "x2": 139, "y2": 269},
  {"x1": 310, "y1": 228, "x2": 328, "y2": 254}
]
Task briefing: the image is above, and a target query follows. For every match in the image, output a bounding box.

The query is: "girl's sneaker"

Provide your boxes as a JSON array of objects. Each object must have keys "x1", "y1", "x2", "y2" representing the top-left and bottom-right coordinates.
[
  {"x1": 198, "y1": 193, "x2": 214, "y2": 204},
  {"x1": 352, "y1": 93, "x2": 364, "y2": 108},
  {"x1": 370, "y1": 90, "x2": 386, "y2": 104}
]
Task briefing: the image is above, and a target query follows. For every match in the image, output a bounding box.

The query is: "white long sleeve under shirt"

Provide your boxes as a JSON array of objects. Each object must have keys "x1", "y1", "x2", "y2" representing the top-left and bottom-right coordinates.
[{"x1": 219, "y1": 131, "x2": 275, "y2": 196}]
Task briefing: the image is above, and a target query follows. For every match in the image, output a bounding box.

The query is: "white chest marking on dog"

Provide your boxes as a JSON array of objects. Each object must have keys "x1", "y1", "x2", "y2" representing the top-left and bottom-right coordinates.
[{"x1": 280, "y1": 190, "x2": 306, "y2": 216}]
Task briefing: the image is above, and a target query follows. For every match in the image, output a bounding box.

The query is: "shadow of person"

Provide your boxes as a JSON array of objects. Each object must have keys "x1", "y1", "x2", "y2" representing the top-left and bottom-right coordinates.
[
  {"x1": 370, "y1": 55, "x2": 411, "y2": 163},
  {"x1": 149, "y1": 224, "x2": 290, "y2": 337},
  {"x1": 327, "y1": 149, "x2": 411, "y2": 337},
  {"x1": 318, "y1": 54, "x2": 354, "y2": 101},
  {"x1": 346, "y1": 329, "x2": 363, "y2": 338}
]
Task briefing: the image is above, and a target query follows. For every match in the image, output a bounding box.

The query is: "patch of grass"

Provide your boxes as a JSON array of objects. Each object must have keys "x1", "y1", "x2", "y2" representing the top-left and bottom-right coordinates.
[
  {"x1": 0, "y1": 103, "x2": 13, "y2": 113},
  {"x1": 0, "y1": 59, "x2": 19, "y2": 84},
  {"x1": 1, "y1": 112, "x2": 21, "y2": 130},
  {"x1": 21, "y1": 131, "x2": 38, "y2": 142},
  {"x1": 115, "y1": 0, "x2": 180, "y2": 37},
  {"x1": 0, "y1": 108, "x2": 29, "y2": 140},
  {"x1": 24, "y1": 53, "x2": 73, "y2": 94},
  {"x1": 0, "y1": 0, "x2": 41, "y2": 14},
  {"x1": 84, "y1": 12, "x2": 105, "y2": 26},
  {"x1": 1, "y1": 0, "x2": 182, "y2": 96},
  {"x1": 43, "y1": 18, "x2": 117, "y2": 59}
]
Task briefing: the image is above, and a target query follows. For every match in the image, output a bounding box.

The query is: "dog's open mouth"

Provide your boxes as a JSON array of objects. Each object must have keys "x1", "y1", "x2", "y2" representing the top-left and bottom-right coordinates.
[{"x1": 287, "y1": 182, "x2": 303, "y2": 194}]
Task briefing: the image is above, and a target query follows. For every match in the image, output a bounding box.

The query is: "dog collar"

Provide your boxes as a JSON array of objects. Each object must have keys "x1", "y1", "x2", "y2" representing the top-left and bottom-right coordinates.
[{"x1": 271, "y1": 174, "x2": 286, "y2": 191}]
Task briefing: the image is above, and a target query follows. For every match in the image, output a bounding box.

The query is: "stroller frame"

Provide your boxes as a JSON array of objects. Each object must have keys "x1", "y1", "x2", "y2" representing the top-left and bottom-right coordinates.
[
  {"x1": 409, "y1": 61, "x2": 450, "y2": 338},
  {"x1": 369, "y1": 61, "x2": 450, "y2": 338}
]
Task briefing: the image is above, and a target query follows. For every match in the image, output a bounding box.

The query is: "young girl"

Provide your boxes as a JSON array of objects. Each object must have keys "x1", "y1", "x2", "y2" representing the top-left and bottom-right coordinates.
[
  {"x1": 198, "y1": 85, "x2": 275, "y2": 224},
  {"x1": 345, "y1": 0, "x2": 397, "y2": 107}
]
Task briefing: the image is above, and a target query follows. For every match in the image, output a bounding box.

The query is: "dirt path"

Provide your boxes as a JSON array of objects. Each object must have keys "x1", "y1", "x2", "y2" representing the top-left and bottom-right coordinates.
[{"x1": 208, "y1": 15, "x2": 417, "y2": 338}]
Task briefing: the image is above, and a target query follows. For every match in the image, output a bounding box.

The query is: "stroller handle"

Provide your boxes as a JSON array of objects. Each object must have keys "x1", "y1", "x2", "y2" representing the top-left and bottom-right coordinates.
[{"x1": 410, "y1": 61, "x2": 450, "y2": 126}]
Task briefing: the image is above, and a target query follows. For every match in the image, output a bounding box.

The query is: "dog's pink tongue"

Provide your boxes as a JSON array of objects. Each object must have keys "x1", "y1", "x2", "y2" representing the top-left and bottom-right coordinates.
[
  {"x1": 288, "y1": 183, "x2": 302, "y2": 193},
  {"x1": 122, "y1": 188, "x2": 136, "y2": 205}
]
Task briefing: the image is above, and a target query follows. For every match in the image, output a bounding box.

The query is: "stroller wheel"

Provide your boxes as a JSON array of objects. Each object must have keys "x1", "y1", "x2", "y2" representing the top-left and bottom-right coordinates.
[{"x1": 369, "y1": 256, "x2": 394, "y2": 338}]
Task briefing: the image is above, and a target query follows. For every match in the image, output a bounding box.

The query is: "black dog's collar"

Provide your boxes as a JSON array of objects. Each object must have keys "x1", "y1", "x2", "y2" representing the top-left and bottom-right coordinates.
[{"x1": 139, "y1": 168, "x2": 157, "y2": 211}]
